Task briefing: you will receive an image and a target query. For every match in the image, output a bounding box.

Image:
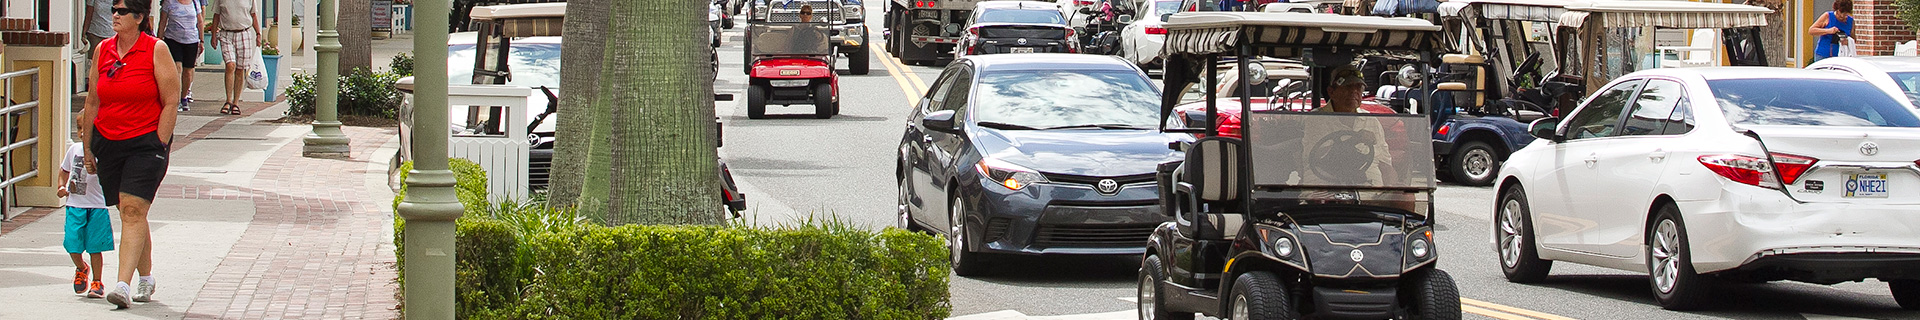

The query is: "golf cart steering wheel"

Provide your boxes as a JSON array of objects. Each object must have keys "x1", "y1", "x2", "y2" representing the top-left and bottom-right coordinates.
[{"x1": 1309, "y1": 130, "x2": 1377, "y2": 183}]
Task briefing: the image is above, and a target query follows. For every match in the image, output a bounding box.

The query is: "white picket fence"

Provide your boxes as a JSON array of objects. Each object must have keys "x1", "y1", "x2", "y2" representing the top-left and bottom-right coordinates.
[{"x1": 444, "y1": 84, "x2": 532, "y2": 202}]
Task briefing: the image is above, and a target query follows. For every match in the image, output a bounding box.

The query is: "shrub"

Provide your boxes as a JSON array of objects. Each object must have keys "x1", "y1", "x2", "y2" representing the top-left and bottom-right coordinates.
[
  {"x1": 390, "y1": 52, "x2": 415, "y2": 77},
  {"x1": 485, "y1": 220, "x2": 952, "y2": 320},
  {"x1": 284, "y1": 69, "x2": 404, "y2": 119}
]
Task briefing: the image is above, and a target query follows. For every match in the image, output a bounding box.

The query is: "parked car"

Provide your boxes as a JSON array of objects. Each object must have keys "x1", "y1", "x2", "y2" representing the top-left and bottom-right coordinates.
[
  {"x1": 955, "y1": 1, "x2": 1077, "y2": 58},
  {"x1": 1808, "y1": 56, "x2": 1920, "y2": 110},
  {"x1": 1117, "y1": 0, "x2": 1179, "y2": 69},
  {"x1": 896, "y1": 53, "x2": 1179, "y2": 276},
  {"x1": 1494, "y1": 67, "x2": 1920, "y2": 311}
]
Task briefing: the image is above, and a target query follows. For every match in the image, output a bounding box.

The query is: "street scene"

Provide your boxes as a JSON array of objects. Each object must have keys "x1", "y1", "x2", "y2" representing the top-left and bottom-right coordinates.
[{"x1": 0, "y1": 0, "x2": 1917, "y2": 319}]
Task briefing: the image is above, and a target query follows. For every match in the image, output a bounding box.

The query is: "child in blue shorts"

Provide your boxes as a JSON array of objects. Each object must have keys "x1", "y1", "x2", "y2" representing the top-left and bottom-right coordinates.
[{"x1": 61, "y1": 141, "x2": 112, "y2": 298}]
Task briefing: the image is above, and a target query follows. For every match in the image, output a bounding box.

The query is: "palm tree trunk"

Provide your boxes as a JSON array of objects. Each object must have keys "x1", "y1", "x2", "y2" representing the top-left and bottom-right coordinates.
[
  {"x1": 598, "y1": 0, "x2": 725, "y2": 225},
  {"x1": 547, "y1": 0, "x2": 612, "y2": 209},
  {"x1": 339, "y1": 0, "x2": 373, "y2": 72}
]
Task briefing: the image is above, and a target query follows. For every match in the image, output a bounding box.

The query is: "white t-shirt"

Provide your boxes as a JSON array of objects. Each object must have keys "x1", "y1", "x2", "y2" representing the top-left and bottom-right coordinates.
[{"x1": 61, "y1": 143, "x2": 108, "y2": 209}]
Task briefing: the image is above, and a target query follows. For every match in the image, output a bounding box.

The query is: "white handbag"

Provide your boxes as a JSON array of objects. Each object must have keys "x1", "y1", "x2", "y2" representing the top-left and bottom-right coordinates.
[{"x1": 244, "y1": 48, "x2": 268, "y2": 90}]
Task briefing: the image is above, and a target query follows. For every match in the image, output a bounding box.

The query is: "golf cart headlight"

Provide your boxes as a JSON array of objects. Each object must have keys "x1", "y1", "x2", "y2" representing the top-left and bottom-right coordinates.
[
  {"x1": 1411, "y1": 238, "x2": 1430, "y2": 258},
  {"x1": 1273, "y1": 237, "x2": 1294, "y2": 257},
  {"x1": 976, "y1": 158, "x2": 1047, "y2": 190},
  {"x1": 845, "y1": 5, "x2": 862, "y2": 17}
]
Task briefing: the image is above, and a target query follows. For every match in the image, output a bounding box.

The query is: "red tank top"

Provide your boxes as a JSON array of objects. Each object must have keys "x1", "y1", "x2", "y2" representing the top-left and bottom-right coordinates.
[{"x1": 94, "y1": 34, "x2": 163, "y2": 141}]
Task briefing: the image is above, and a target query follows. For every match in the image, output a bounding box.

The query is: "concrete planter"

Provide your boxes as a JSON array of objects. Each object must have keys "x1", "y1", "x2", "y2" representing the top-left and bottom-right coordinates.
[{"x1": 263, "y1": 54, "x2": 282, "y2": 101}]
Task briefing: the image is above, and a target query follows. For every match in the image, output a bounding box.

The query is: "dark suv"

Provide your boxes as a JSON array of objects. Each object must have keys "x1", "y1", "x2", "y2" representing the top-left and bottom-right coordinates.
[{"x1": 955, "y1": 1, "x2": 1077, "y2": 58}]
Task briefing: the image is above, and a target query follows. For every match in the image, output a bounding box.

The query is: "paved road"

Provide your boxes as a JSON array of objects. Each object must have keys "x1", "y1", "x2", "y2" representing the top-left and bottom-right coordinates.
[{"x1": 711, "y1": 10, "x2": 1918, "y2": 320}]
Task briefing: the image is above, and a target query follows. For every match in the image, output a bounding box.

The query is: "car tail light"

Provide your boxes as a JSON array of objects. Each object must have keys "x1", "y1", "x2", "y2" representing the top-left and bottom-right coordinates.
[
  {"x1": 1768, "y1": 153, "x2": 1818, "y2": 185},
  {"x1": 1076, "y1": 0, "x2": 1096, "y2": 6},
  {"x1": 1698, "y1": 154, "x2": 1781, "y2": 189},
  {"x1": 1436, "y1": 123, "x2": 1450, "y2": 136},
  {"x1": 1145, "y1": 26, "x2": 1167, "y2": 35},
  {"x1": 1217, "y1": 113, "x2": 1243, "y2": 138}
]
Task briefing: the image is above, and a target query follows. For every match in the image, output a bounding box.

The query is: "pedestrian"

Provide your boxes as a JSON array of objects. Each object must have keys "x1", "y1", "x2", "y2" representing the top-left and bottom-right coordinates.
[
  {"x1": 61, "y1": 135, "x2": 114, "y2": 300},
  {"x1": 84, "y1": 0, "x2": 115, "y2": 87},
  {"x1": 159, "y1": 0, "x2": 204, "y2": 112},
  {"x1": 1809, "y1": 0, "x2": 1853, "y2": 63},
  {"x1": 208, "y1": 0, "x2": 262, "y2": 115},
  {"x1": 81, "y1": 0, "x2": 180, "y2": 308}
]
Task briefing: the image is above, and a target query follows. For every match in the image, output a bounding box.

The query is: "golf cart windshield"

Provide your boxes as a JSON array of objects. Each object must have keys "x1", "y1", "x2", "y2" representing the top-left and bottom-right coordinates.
[{"x1": 750, "y1": 23, "x2": 834, "y2": 56}]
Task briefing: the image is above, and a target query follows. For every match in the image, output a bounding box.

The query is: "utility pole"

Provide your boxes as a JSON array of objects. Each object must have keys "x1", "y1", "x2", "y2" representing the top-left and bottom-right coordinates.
[{"x1": 395, "y1": 0, "x2": 462, "y2": 317}]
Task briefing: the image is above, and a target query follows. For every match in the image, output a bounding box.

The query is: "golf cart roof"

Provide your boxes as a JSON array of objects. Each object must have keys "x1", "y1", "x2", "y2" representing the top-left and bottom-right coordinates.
[
  {"x1": 1438, "y1": 0, "x2": 1574, "y2": 22},
  {"x1": 1559, "y1": 0, "x2": 1769, "y2": 29},
  {"x1": 1161, "y1": 12, "x2": 1442, "y2": 57},
  {"x1": 469, "y1": 3, "x2": 565, "y2": 37},
  {"x1": 974, "y1": 0, "x2": 1060, "y2": 10}
]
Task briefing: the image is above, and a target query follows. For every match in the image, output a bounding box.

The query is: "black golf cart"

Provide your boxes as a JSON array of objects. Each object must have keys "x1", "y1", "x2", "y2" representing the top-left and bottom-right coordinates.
[{"x1": 1141, "y1": 12, "x2": 1460, "y2": 320}]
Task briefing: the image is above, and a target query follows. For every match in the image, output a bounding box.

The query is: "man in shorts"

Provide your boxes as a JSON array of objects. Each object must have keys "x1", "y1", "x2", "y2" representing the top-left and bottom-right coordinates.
[{"x1": 209, "y1": 0, "x2": 263, "y2": 113}]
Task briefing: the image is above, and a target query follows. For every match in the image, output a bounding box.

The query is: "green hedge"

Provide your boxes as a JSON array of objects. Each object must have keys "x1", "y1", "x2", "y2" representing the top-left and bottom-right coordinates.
[
  {"x1": 485, "y1": 223, "x2": 951, "y2": 320},
  {"x1": 285, "y1": 68, "x2": 405, "y2": 119}
]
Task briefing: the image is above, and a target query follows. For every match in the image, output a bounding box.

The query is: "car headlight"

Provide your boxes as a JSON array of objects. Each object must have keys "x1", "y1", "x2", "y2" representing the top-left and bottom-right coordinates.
[
  {"x1": 976, "y1": 158, "x2": 1047, "y2": 190},
  {"x1": 845, "y1": 5, "x2": 862, "y2": 17},
  {"x1": 1273, "y1": 237, "x2": 1294, "y2": 258}
]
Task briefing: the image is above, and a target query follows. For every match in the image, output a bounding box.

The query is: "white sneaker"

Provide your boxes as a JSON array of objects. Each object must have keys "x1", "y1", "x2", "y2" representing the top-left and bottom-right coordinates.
[
  {"x1": 105, "y1": 281, "x2": 132, "y2": 308},
  {"x1": 133, "y1": 276, "x2": 155, "y2": 302}
]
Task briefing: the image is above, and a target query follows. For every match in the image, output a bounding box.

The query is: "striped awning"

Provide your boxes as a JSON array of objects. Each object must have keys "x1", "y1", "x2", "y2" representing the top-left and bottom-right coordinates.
[
  {"x1": 491, "y1": 17, "x2": 564, "y2": 37},
  {"x1": 1559, "y1": 11, "x2": 1587, "y2": 28},
  {"x1": 1597, "y1": 11, "x2": 1766, "y2": 28},
  {"x1": 1474, "y1": 3, "x2": 1566, "y2": 22},
  {"x1": 1163, "y1": 12, "x2": 1442, "y2": 57}
]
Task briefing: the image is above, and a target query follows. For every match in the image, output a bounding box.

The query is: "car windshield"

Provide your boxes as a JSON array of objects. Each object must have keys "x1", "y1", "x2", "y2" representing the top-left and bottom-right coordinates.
[
  {"x1": 1154, "y1": 1, "x2": 1181, "y2": 20},
  {"x1": 1886, "y1": 72, "x2": 1920, "y2": 107},
  {"x1": 973, "y1": 70, "x2": 1161, "y2": 129},
  {"x1": 1710, "y1": 79, "x2": 1920, "y2": 127},
  {"x1": 978, "y1": 9, "x2": 1065, "y2": 24},
  {"x1": 448, "y1": 40, "x2": 563, "y2": 88}
]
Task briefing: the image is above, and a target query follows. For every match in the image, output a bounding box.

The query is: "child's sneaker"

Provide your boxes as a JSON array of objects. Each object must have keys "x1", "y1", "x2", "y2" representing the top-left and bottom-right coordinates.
[
  {"x1": 86, "y1": 281, "x2": 105, "y2": 298},
  {"x1": 105, "y1": 281, "x2": 131, "y2": 309},
  {"x1": 71, "y1": 266, "x2": 87, "y2": 294},
  {"x1": 179, "y1": 98, "x2": 191, "y2": 112},
  {"x1": 133, "y1": 276, "x2": 155, "y2": 302}
]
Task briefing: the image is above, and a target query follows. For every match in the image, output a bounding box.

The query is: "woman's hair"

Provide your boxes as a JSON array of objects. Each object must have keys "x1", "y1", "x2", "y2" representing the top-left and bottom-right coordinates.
[
  {"x1": 114, "y1": 0, "x2": 154, "y2": 33},
  {"x1": 1835, "y1": 0, "x2": 1853, "y2": 14}
]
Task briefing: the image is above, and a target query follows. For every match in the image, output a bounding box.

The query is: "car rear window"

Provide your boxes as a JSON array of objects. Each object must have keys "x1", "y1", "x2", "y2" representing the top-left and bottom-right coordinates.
[
  {"x1": 1709, "y1": 79, "x2": 1920, "y2": 127},
  {"x1": 978, "y1": 9, "x2": 1065, "y2": 24},
  {"x1": 973, "y1": 70, "x2": 1161, "y2": 129}
]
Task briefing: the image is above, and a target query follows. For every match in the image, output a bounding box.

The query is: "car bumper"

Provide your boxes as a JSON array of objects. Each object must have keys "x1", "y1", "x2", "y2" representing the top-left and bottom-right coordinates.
[
  {"x1": 1680, "y1": 184, "x2": 1920, "y2": 279},
  {"x1": 831, "y1": 24, "x2": 866, "y2": 47},
  {"x1": 964, "y1": 175, "x2": 1170, "y2": 256},
  {"x1": 1130, "y1": 35, "x2": 1164, "y2": 66}
]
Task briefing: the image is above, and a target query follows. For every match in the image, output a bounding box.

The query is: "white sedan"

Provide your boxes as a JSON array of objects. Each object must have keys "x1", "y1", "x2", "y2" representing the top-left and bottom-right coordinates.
[
  {"x1": 1493, "y1": 67, "x2": 1920, "y2": 311},
  {"x1": 1808, "y1": 56, "x2": 1920, "y2": 110},
  {"x1": 1118, "y1": 0, "x2": 1181, "y2": 69}
]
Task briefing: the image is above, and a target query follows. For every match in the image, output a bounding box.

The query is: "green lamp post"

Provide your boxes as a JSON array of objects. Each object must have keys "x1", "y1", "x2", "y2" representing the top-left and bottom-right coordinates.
[{"x1": 395, "y1": 0, "x2": 462, "y2": 318}]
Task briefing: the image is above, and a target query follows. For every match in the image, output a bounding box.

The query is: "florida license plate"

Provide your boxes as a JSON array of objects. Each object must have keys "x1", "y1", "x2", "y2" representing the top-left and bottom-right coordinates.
[
  {"x1": 1011, "y1": 47, "x2": 1035, "y2": 53},
  {"x1": 1845, "y1": 173, "x2": 1889, "y2": 198}
]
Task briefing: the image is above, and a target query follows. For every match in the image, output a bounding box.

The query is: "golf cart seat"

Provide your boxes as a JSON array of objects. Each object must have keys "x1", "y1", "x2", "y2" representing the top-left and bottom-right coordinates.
[{"x1": 1175, "y1": 136, "x2": 1247, "y2": 240}]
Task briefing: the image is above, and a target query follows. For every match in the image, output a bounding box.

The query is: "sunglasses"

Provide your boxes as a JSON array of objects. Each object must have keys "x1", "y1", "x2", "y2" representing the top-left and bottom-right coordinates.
[
  {"x1": 112, "y1": 7, "x2": 139, "y2": 16},
  {"x1": 106, "y1": 61, "x2": 126, "y2": 78}
]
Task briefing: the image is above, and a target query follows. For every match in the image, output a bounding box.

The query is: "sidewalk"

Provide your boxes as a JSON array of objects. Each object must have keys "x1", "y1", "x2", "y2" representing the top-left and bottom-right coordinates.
[{"x1": 0, "y1": 38, "x2": 411, "y2": 319}]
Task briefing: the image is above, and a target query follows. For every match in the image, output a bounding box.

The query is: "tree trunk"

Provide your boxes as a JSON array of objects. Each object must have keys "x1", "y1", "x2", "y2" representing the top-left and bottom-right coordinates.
[
  {"x1": 597, "y1": 0, "x2": 725, "y2": 225},
  {"x1": 548, "y1": 0, "x2": 612, "y2": 209},
  {"x1": 339, "y1": 0, "x2": 373, "y2": 72},
  {"x1": 1750, "y1": 0, "x2": 1789, "y2": 67}
]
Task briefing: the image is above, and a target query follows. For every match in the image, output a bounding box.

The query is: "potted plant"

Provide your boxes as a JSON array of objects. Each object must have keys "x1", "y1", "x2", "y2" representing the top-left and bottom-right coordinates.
[{"x1": 262, "y1": 46, "x2": 282, "y2": 102}]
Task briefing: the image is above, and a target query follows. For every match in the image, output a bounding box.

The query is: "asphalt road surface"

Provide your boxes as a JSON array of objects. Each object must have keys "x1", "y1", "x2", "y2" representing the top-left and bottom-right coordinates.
[{"x1": 710, "y1": 9, "x2": 1917, "y2": 320}]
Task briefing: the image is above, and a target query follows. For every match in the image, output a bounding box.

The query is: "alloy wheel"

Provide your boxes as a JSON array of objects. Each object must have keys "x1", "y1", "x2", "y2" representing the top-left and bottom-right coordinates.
[
  {"x1": 1499, "y1": 198, "x2": 1525, "y2": 268},
  {"x1": 950, "y1": 200, "x2": 967, "y2": 266},
  {"x1": 897, "y1": 180, "x2": 913, "y2": 230},
  {"x1": 1138, "y1": 273, "x2": 1156, "y2": 319},
  {"x1": 1464, "y1": 148, "x2": 1495, "y2": 181},
  {"x1": 1651, "y1": 219, "x2": 1682, "y2": 294}
]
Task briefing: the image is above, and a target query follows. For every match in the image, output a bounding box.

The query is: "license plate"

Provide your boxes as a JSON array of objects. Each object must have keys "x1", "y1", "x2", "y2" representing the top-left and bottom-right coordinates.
[
  {"x1": 1845, "y1": 173, "x2": 1889, "y2": 198},
  {"x1": 779, "y1": 70, "x2": 800, "y2": 76},
  {"x1": 1011, "y1": 47, "x2": 1035, "y2": 53}
]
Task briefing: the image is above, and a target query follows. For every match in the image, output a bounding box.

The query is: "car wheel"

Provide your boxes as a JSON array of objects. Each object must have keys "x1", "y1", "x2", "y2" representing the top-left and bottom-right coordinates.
[
  {"x1": 897, "y1": 175, "x2": 921, "y2": 232},
  {"x1": 812, "y1": 83, "x2": 835, "y2": 119},
  {"x1": 848, "y1": 43, "x2": 871, "y2": 75},
  {"x1": 1449, "y1": 141, "x2": 1498, "y2": 186},
  {"x1": 387, "y1": 151, "x2": 405, "y2": 192},
  {"x1": 1497, "y1": 186, "x2": 1552, "y2": 283},
  {"x1": 1404, "y1": 269, "x2": 1461, "y2": 320},
  {"x1": 950, "y1": 192, "x2": 989, "y2": 277},
  {"x1": 1140, "y1": 255, "x2": 1194, "y2": 320},
  {"x1": 747, "y1": 85, "x2": 767, "y2": 119},
  {"x1": 1228, "y1": 271, "x2": 1298, "y2": 320},
  {"x1": 1891, "y1": 280, "x2": 1920, "y2": 310},
  {"x1": 1648, "y1": 204, "x2": 1714, "y2": 310}
]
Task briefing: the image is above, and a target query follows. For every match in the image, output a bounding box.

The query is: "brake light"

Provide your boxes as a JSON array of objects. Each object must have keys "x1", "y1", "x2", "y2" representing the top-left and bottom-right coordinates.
[
  {"x1": 1217, "y1": 113, "x2": 1243, "y2": 138},
  {"x1": 1437, "y1": 123, "x2": 1450, "y2": 136},
  {"x1": 1145, "y1": 26, "x2": 1167, "y2": 35},
  {"x1": 1768, "y1": 153, "x2": 1818, "y2": 185},
  {"x1": 1076, "y1": 0, "x2": 1095, "y2": 5},
  {"x1": 1698, "y1": 154, "x2": 1781, "y2": 189}
]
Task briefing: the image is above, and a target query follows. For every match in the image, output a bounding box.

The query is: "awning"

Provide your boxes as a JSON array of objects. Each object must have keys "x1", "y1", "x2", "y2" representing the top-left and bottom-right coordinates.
[
  {"x1": 1559, "y1": 11, "x2": 1587, "y2": 28},
  {"x1": 1565, "y1": 0, "x2": 1771, "y2": 29},
  {"x1": 1475, "y1": 3, "x2": 1566, "y2": 22},
  {"x1": 492, "y1": 17, "x2": 565, "y2": 37},
  {"x1": 469, "y1": 3, "x2": 565, "y2": 20},
  {"x1": 1162, "y1": 12, "x2": 1443, "y2": 57}
]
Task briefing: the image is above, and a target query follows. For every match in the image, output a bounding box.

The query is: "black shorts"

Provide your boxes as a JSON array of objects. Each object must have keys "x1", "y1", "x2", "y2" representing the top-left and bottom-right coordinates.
[
  {"x1": 91, "y1": 129, "x2": 169, "y2": 206},
  {"x1": 163, "y1": 39, "x2": 200, "y2": 67}
]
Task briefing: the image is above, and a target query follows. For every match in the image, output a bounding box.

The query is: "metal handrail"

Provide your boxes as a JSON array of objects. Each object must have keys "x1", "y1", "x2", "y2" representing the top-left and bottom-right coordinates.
[{"x1": 0, "y1": 67, "x2": 40, "y2": 222}]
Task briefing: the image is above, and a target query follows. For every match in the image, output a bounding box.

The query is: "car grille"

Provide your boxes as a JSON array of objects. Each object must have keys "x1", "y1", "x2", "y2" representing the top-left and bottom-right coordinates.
[
  {"x1": 985, "y1": 218, "x2": 1012, "y2": 242},
  {"x1": 528, "y1": 150, "x2": 552, "y2": 190},
  {"x1": 1042, "y1": 172, "x2": 1156, "y2": 186},
  {"x1": 1034, "y1": 224, "x2": 1156, "y2": 247}
]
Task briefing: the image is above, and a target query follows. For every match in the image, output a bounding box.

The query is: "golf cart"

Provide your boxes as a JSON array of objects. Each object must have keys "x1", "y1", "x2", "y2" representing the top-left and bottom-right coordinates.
[
  {"x1": 1418, "y1": 0, "x2": 1576, "y2": 186},
  {"x1": 746, "y1": 0, "x2": 843, "y2": 119},
  {"x1": 1554, "y1": 0, "x2": 1770, "y2": 97},
  {"x1": 1141, "y1": 12, "x2": 1459, "y2": 320}
]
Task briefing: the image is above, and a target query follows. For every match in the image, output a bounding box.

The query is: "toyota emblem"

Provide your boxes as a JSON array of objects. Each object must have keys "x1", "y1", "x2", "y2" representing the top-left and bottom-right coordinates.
[
  {"x1": 1017, "y1": 38, "x2": 1028, "y2": 45},
  {"x1": 1349, "y1": 249, "x2": 1365, "y2": 262},
  {"x1": 1096, "y1": 179, "x2": 1120, "y2": 195},
  {"x1": 1861, "y1": 142, "x2": 1880, "y2": 156}
]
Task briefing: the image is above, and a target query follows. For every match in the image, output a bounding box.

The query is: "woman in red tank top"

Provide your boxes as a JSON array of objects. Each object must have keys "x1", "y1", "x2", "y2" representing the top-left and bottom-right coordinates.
[{"x1": 78, "y1": 0, "x2": 181, "y2": 309}]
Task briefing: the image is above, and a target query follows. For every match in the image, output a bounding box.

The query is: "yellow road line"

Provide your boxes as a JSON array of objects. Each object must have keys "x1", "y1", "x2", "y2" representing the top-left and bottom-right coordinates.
[
  {"x1": 1462, "y1": 304, "x2": 1536, "y2": 320},
  {"x1": 1462, "y1": 298, "x2": 1580, "y2": 320},
  {"x1": 866, "y1": 20, "x2": 928, "y2": 102}
]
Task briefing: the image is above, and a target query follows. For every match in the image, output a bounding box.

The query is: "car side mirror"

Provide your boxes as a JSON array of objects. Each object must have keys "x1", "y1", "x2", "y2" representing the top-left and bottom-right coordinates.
[
  {"x1": 1078, "y1": 7, "x2": 1094, "y2": 14},
  {"x1": 1117, "y1": 14, "x2": 1134, "y2": 24},
  {"x1": 394, "y1": 76, "x2": 416, "y2": 94},
  {"x1": 1528, "y1": 117, "x2": 1562, "y2": 142},
  {"x1": 923, "y1": 110, "x2": 960, "y2": 133}
]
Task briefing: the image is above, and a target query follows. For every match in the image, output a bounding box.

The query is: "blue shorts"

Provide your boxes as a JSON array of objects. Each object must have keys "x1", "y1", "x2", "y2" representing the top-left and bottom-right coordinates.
[{"x1": 63, "y1": 207, "x2": 114, "y2": 254}]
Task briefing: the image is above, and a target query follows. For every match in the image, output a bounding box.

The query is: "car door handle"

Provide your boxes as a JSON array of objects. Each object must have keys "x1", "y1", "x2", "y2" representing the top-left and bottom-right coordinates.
[
  {"x1": 1648, "y1": 150, "x2": 1668, "y2": 162},
  {"x1": 1584, "y1": 154, "x2": 1598, "y2": 168}
]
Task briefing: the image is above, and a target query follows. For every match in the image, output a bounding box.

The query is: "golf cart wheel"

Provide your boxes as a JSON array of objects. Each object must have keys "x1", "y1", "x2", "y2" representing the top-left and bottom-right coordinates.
[
  {"x1": 1892, "y1": 280, "x2": 1920, "y2": 310},
  {"x1": 812, "y1": 83, "x2": 835, "y2": 119},
  {"x1": 1139, "y1": 255, "x2": 1194, "y2": 320},
  {"x1": 1648, "y1": 204, "x2": 1714, "y2": 310},
  {"x1": 1228, "y1": 271, "x2": 1298, "y2": 320},
  {"x1": 1448, "y1": 141, "x2": 1499, "y2": 186},
  {"x1": 742, "y1": 32, "x2": 754, "y2": 75},
  {"x1": 949, "y1": 192, "x2": 990, "y2": 276},
  {"x1": 1405, "y1": 269, "x2": 1462, "y2": 320},
  {"x1": 747, "y1": 85, "x2": 767, "y2": 119},
  {"x1": 1497, "y1": 186, "x2": 1552, "y2": 283},
  {"x1": 849, "y1": 44, "x2": 871, "y2": 75}
]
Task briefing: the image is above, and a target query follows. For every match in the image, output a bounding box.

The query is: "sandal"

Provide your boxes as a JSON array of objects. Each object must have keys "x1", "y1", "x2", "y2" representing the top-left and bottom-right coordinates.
[{"x1": 222, "y1": 103, "x2": 242, "y2": 115}]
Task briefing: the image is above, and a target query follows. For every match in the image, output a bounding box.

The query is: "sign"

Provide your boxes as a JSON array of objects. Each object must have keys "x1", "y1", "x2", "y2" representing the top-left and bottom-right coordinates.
[{"x1": 372, "y1": 0, "x2": 393, "y2": 31}]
